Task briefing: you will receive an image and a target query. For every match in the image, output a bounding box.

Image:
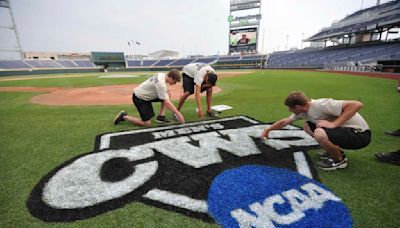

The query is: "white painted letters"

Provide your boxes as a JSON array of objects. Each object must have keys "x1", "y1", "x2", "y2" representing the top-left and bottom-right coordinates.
[{"x1": 231, "y1": 182, "x2": 342, "y2": 227}]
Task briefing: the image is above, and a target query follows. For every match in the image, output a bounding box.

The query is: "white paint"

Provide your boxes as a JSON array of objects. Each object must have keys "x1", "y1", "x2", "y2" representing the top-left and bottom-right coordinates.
[
  {"x1": 140, "y1": 125, "x2": 316, "y2": 168},
  {"x1": 262, "y1": 130, "x2": 319, "y2": 150},
  {"x1": 293, "y1": 152, "x2": 312, "y2": 179},
  {"x1": 99, "y1": 116, "x2": 259, "y2": 150},
  {"x1": 211, "y1": 104, "x2": 233, "y2": 112},
  {"x1": 150, "y1": 135, "x2": 224, "y2": 168},
  {"x1": 143, "y1": 189, "x2": 208, "y2": 213},
  {"x1": 42, "y1": 147, "x2": 158, "y2": 209},
  {"x1": 152, "y1": 123, "x2": 224, "y2": 140},
  {"x1": 230, "y1": 182, "x2": 341, "y2": 227},
  {"x1": 42, "y1": 116, "x2": 319, "y2": 212}
]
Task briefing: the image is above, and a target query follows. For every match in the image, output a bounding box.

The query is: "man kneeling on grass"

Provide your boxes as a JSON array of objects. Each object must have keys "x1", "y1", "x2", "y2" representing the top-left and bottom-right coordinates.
[
  {"x1": 113, "y1": 69, "x2": 185, "y2": 127},
  {"x1": 260, "y1": 91, "x2": 371, "y2": 170}
]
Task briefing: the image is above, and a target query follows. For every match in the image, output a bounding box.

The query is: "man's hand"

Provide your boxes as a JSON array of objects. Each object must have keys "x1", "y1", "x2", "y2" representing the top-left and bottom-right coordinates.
[
  {"x1": 260, "y1": 129, "x2": 269, "y2": 139},
  {"x1": 316, "y1": 120, "x2": 336, "y2": 129},
  {"x1": 197, "y1": 109, "x2": 205, "y2": 119}
]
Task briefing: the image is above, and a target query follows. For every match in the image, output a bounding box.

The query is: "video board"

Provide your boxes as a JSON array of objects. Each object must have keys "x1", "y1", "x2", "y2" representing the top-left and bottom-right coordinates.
[{"x1": 229, "y1": 27, "x2": 257, "y2": 53}]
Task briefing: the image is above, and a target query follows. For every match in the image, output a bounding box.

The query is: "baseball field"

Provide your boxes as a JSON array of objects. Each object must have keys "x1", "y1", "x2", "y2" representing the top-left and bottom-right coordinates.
[{"x1": 0, "y1": 70, "x2": 399, "y2": 227}]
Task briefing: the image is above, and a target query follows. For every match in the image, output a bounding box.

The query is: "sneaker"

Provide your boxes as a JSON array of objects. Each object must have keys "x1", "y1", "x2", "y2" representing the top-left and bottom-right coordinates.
[
  {"x1": 317, "y1": 157, "x2": 347, "y2": 170},
  {"x1": 375, "y1": 150, "x2": 400, "y2": 165},
  {"x1": 156, "y1": 115, "x2": 171, "y2": 124},
  {"x1": 384, "y1": 129, "x2": 400, "y2": 136},
  {"x1": 113, "y1": 111, "x2": 127, "y2": 125},
  {"x1": 207, "y1": 110, "x2": 218, "y2": 118},
  {"x1": 319, "y1": 150, "x2": 348, "y2": 161}
]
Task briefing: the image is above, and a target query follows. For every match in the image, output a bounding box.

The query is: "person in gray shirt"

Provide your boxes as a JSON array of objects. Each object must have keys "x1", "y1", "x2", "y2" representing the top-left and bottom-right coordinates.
[
  {"x1": 261, "y1": 91, "x2": 371, "y2": 171},
  {"x1": 113, "y1": 69, "x2": 185, "y2": 127}
]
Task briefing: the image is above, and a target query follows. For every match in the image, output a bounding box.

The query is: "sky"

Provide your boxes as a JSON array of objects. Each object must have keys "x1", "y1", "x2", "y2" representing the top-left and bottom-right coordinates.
[{"x1": 0, "y1": 0, "x2": 393, "y2": 58}]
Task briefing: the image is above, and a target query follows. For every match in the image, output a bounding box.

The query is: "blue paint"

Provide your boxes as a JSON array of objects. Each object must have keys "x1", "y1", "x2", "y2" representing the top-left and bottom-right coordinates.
[{"x1": 207, "y1": 165, "x2": 352, "y2": 227}]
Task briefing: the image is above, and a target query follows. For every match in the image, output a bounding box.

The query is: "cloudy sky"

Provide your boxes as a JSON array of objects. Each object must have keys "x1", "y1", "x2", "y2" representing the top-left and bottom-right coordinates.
[{"x1": 0, "y1": 0, "x2": 392, "y2": 58}]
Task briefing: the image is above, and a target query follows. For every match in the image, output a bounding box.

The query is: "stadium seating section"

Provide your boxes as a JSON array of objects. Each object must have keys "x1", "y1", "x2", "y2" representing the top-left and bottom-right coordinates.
[
  {"x1": 307, "y1": 0, "x2": 400, "y2": 41},
  {"x1": 0, "y1": 60, "x2": 31, "y2": 69},
  {"x1": 0, "y1": 59, "x2": 97, "y2": 70},
  {"x1": 265, "y1": 42, "x2": 400, "y2": 69},
  {"x1": 125, "y1": 56, "x2": 218, "y2": 68}
]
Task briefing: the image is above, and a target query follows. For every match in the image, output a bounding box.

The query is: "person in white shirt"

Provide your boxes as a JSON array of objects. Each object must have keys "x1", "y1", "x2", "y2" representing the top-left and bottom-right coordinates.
[
  {"x1": 260, "y1": 91, "x2": 371, "y2": 171},
  {"x1": 176, "y1": 62, "x2": 218, "y2": 119},
  {"x1": 113, "y1": 69, "x2": 185, "y2": 127}
]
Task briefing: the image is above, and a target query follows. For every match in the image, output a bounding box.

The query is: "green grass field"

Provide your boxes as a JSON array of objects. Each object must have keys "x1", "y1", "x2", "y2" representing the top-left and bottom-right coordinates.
[{"x1": 0, "y1": 70, "x2": 399, "y2": 227}]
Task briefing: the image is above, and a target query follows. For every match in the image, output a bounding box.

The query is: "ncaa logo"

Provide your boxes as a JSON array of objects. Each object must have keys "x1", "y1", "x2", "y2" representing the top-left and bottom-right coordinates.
[
  {"x1": 27, "y1": 116, "x2": 321, "y2": 222},
  {"x1": 208, "y1": 165, "x2": 352, "y2": 227}
]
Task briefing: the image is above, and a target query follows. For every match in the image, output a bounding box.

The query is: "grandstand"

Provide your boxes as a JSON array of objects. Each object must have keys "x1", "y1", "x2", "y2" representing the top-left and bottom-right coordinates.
[
  {"x1": 1, "y1": 1, "x2": 398, "y2": 75},
  {"x1": 0, "y1": 59, "x2": 98, "y2": 70},
  {"x1": 214, "y1": 55, "x2": 266, "y2": 69},
  {"x1": 266, "y1": 41, "x2": 400, "y2": 69},
  {"x1": 306, "y1": 0, "x2": 400, "y2": 42},
  {"x1": 124, "y1": 56, "x2": 219, "y2": 69},
  {"x1": 265, "y1": 0, "x2": 400, "y2": 72},
  {"x1": 168, "y1": 58, "x2": 196, "y2": 67}
]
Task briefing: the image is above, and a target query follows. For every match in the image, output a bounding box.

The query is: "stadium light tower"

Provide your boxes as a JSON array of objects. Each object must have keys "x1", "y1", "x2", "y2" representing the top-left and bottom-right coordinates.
[
  {"x1": 0, "y1": 0, "x2": 23, "y2": 59},
  {"x1": 228, "y1": 0, "x2": 262, "y2": 55}
]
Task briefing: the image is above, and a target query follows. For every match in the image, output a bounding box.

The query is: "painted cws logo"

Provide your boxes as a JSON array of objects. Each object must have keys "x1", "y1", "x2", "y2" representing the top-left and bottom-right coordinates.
[{"x1": 27, "y1": 116, "x2": 319, "y2": 222}]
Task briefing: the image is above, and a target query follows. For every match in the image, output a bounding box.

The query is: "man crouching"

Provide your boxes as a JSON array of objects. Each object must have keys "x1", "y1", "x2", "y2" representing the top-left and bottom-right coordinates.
[
  {"x1": 261, "y1": 91, "x2": 371, "y2": 170},
  {"x1": 114, "y1": 69, "x2": 185, "y2": 127}
]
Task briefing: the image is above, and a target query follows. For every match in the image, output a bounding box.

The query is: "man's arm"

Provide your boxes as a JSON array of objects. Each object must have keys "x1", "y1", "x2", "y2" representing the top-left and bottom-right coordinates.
[
  {"x1": 194, "y1": 84, "x2": 204, "y2": 119},
  {"x1": 260, "y1": 117, "x2": 294, "y2": 139},
  {"x1": 163, "y1": 100, "x2": 185, "y2": 123},
  {"x1": 206, "y1": 88, "x2": 212, "y2": 112},
  {"x1": 317, "y1": 100, "x2": 363, "y2": 128}
]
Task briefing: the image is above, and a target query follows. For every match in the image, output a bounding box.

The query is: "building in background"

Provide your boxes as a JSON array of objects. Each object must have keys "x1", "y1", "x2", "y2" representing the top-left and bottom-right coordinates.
[{"x1": 148, "y1": 50, "x2": 179, "y2": 59}]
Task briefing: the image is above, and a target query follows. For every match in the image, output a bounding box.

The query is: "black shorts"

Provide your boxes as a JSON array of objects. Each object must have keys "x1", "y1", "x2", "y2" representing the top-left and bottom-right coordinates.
[
  {"x1": 182, "y1": 73, "x2": 207, "y2": 94},
  {"x1": 306, "y1": 121, "x2": 371, "y2": 150},
  {"x1": 132, "y1": 94, "x2": 163, "y2": 121}
]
